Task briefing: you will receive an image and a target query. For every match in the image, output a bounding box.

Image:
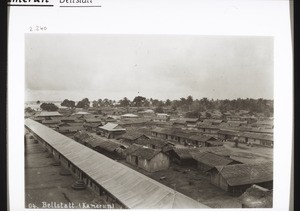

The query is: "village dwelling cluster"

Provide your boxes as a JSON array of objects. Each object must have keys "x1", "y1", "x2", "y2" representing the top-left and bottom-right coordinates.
[{"x1": 25, "y1": 106, "x2": 274, "y2": 208}]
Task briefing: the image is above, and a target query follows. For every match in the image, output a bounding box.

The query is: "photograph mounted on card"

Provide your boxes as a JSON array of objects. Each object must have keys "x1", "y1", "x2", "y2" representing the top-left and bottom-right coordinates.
[{"x1": 7, "y1": 1, "x2": 293, "y2": 211}]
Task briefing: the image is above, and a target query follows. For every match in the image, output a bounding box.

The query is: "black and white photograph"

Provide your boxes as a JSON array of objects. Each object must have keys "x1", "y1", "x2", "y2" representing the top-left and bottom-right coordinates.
[{"x1": 24, "y1": 34, "x2": 274, "y2": 209}]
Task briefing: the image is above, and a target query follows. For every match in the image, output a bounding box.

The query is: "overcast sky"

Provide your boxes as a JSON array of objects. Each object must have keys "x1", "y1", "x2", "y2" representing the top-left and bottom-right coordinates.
[{"x1": 25, "y1": 34, "x2": 273, "y2": 102}]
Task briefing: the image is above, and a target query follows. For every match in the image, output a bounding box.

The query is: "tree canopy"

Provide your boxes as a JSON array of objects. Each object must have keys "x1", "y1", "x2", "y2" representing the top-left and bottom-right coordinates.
[
  {"x1": 154, "y1": 106, "x2": 164, "y2": 113},
  {"x1": 119, "y1": 97, "x2": 131, "y2": 107},
  {"x1": 132, "y1": 96, "x2": 147, "y2": 107},
  {"x1": 40, "y1": 103, "x2": 58, "y2": 111},
  {"x1": 76, "y1": 98, "x2": 90, "y2": 108},
  {"x1": 61, "y1": 99, "x2": 75, "y2": 108},
  {"x1": 69, "y1": 95, "x2": 273, "y2": 117},
  {"x1": 25, "y1": 107, "x2": 35, "y2": 113}
]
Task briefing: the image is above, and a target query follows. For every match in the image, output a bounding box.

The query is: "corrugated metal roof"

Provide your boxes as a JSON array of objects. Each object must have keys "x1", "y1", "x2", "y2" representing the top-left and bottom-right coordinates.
[
  {"x1": 134, "y1": 138, "x2": 172, "y2": 149},
  {"x1": 85, "y1": 118, "x2": 103, "y2": 123},
  {"x1": 83, "y1": 122, "x2": 103, "y2": 128},
  {"x1": 25, "y1": 119, "x2": 209, "y2": 209},
  {"x1": 173, "y1": 146, "x2": 232, "y2": 160},
  {"x1": 96, "y1": 140, "x2": 123, "y2": 152},
  {"x1": 215, "y1": 162, "x2": 273, "y2": 187},
  {"x1": 218, "y1": 129, "x2": 237, "y2": 136},
  {"x1": 118, "y1": 131, "x2": 146, "y2": 141},
  {"x1": 99, "y1": 123, "x2": 126, "y2": 131},
  {"x1": 73, "y1": 131, "x2": 90, "y2": 140},
  {"x1": 227, "y1": 120, "x2": 248, "y2": 124},
  {"x1": 157, "y1": 113, "x2": 170, "y2": 116},
  {"x1": 86, "y1": 137, "x2": 106, "y2": 148},
  {"x1": 36, "y1": 111, "x2": 62, "y2": 117},
  {"x1": 58, "y1": 126, "x2": 84, "y2": 132},
  {"x1": 239, "y1": 185, "x2": 273, "y2": 208},
  {"x1": 203, "y1": 119, "x2": 223, "y2": 124},
  {"x1": 123, "y1": 144, "x2": 142, "y2": 155},
  {"x1": 42, "y1": 119, "x2": 61, "y2": 124},
  {"x1": 173, "y1": 119, "x2": 187, "y2": 124},
  {"x1": 73, "y1": 111, "x2": 91, "y2": 115},
  {"x1": 130, "y1": 147, "x2": 161, "y2": 160},
  {"x1": 197, "y1": 123, "x2": 220, "y2": 129},
  {"x1": 118, "y1": 119, "x2": 150, "y2": 126},
  {"x1": 172, "y1": 148, "x2": 201, "y2": 159},
  {"x1": 121, "y1": 113, "x2": 139, "y2": 118},
  {"x1": 191, "y1": 152, "x2": 235, "y2": 171},
  {"x1": 188, "y1": 135, "x2": 216, "y2": 143},
  {"x1": 206, "y1": 141, "x2": 223, "y2": 146},
  {"x1": 240, "y1": 132, "x2": 273, "y2": 141},
  {"x1": 256, "y1": 120, "x2": 273, "y2": 125}
]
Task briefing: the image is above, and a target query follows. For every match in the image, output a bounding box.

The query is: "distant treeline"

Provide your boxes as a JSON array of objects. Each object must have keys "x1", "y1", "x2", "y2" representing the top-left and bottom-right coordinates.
[{"x1": 29, "y1": 96, "x2": 273, "y2": 117}]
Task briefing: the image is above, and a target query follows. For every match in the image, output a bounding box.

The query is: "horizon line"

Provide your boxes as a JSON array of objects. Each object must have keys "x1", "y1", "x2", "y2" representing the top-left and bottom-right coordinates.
[{"x1": 25, "y1": 97, "x2": 274, "y2": 103}]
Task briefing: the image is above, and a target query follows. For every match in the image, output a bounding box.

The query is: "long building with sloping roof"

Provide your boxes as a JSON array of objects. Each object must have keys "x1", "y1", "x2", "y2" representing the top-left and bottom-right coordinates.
[
  {"x1": 207, "y1": 162, "x2": 273, "y2": 195},
  {"x1": 25, "y1": 119, "x2": 209, "y2": 209},
  {"x1": 36, "y1": 111, "x2": 62, "y2": 117},
  {"x1": 191, "y1": 151, "x2": 240, "y2": 172}
]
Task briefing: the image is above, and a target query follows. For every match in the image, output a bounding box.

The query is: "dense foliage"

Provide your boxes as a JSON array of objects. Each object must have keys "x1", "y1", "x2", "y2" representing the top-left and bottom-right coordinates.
[
  {"x1": 76, "y1": 98, "x2": 90, "y2": 108},
  {"x1": 61, "y1": 99, "x2": 75, "y2": 108},
  {"x1": 40, "y1": 103, "x2": 58, "y2": 111},
  {"x1": 25, "y1": 107, "x2": 35, "y2": 113},
  {"x1": 61, "y1": 96, "x2": 273, "y2": 117}
]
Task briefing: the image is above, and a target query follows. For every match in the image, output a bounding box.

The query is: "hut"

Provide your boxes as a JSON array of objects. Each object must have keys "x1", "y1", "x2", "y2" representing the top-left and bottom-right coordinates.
[
  {"x1": 150, "y1": 127, "x2": 172, "y2": 139},
  {"x1": 118, "y1": 119, "x2": 150, "y2": 128},
  {"x1": 150, "y1": 127, "x2": 201, "y2": 146},
  {"x1": 125, "y1": 145, "x2": 170, "y2": 172},
  {"x1": 117, "y1": 131, "x2": 150, "y2": 145},
  {"x1": 94, "y1": 141, "x2": 126, "y2": 160},
  {"x1": 138, "y1": 109, "x2": 155, "y2": 117},
  {"x1": 58, "y1": 126, "x2": 84, "y2": 136},
  {"x1": 36, "y1": 111, "x2": 63, "y2": 120},
  {"x1": 185, "y1": 118, "x2": 199, "y2": 127},
  {"x1": 227, "y1": 120, "x2": 248, "y2": 127},
  {"x1": 168, "y1": 148, "x2": 199, "y2": 167},
  {"x1": 83, "y1": 122, "x2": 103, "y2": 132},
  {"x1": 226, "y1": 115, "x2": 242, "y2": 121},
  {"x1": 121, "y1": 113, "x2": 139, "y2": 119},
  {"x1": 187, "y1": 135, "x2": 221, "y2": 147},
  {"x1": 206, "y1": 140, "x2": 224, "y2": 147},
  {"x1": 207, "y1": 162, "x2": 273, "y2": 196},
  {"x1": 73, "y1": 131, "x2": 90, "y2": 143},
  {"x1": 196, "y1": 123, "x2": 220, "y2": 138},
  {"x1": 60, "y1": 116, "x2": 78, "y2": 123},
  {"x1": 172, "y1": 119, "x2": 187, "y2": 127},
  {"x1": 133, "y1": 138, "x2": 175, "y2": 152},
  {"x1": 41, "y1": 119, "x2": 61, "y2": 129},
  {"x1": 72, "y1": 111, "x2": 92, "y2": 116},
  {"x1": 191, "y1": 151, "x2": 241, "y2": 173},
  {"x1": 31, "y1": 116, "x2": 45, "y2": 123},
  {"x1": 218, "y1": 129, "x2": 237, "y2": 141},
  {"x1": 254, "y1": 120, "x2": 274, "y2": 129},
  {"x1": 202, "y1": 119, "x2": 223, "y2": 125},
  {"x1": 84, "y1": 136, "x2": 106, "y2": 149},
  {"x1": 238, "y1": 132, "x2": 273, "y2": 147},
  {"x1": 84, "y1": 118, "x2": 103, "y2": 123},
  {"x1": 58, "y1": 122, "x2": 72, "y2": 127},
  {"x1": 239, "y1": 185, "x2": 273, "y2": 208},
  {"x1": 97, "y1": 123, "x2": 126, "y2": 139},
  {"x1": 154, "y1": 113, "x2": 170, "y2": 122}
]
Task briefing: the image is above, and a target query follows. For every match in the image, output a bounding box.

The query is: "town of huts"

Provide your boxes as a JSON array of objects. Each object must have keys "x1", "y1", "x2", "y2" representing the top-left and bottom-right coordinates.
[{"x1": 25, "y1": 98, "x2": 273, "y2": 208}]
